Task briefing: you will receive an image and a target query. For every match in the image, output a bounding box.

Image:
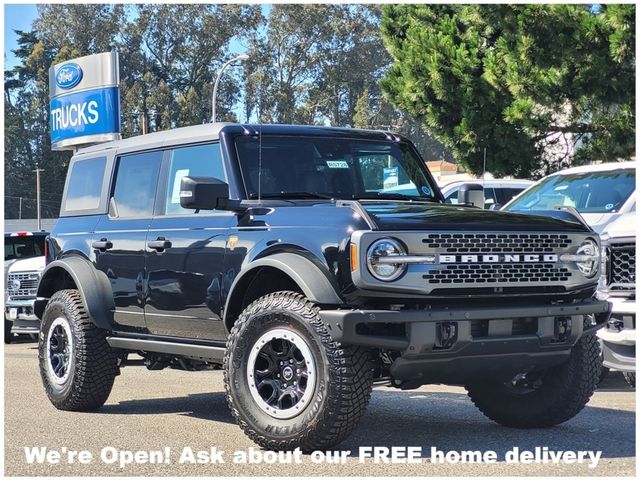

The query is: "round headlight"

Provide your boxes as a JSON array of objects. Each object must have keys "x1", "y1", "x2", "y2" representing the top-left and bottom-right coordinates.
[
  {"x1": 366, "y1": 238, "x2": 407, "y2": 281},
  {"x1": 576, "y1": 238, "x2": 599, "y2": 277}
]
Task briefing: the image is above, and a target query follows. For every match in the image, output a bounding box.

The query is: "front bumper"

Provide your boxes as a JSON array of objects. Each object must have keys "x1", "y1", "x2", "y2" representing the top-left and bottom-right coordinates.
[
  {"x1": 5, "y1": 298, "x2": 41, "y2": 334},
  {"x1": 320, "y1": 299, "x2": 611, "y2": 385},
  {"x1": 597, "y1": 297, "x2": 635, "y2": 372}
]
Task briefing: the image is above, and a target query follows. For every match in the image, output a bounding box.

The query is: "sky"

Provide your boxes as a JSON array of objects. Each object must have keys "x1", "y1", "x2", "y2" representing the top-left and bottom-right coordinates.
[
  {"x1": 2, "y1": 3, "x2": 266, "y2": 121},
  {"x1": 4, "y1": 3, "x2": 38, "y2": 69}
]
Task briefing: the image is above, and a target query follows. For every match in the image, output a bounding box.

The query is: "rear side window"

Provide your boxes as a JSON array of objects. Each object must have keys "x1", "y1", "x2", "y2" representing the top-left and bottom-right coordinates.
[
  {"x1": 164, "y1": 143, "x2": 225, "y2": 215},
  {"x1": 64, "y1": 156, "x2": 107, "y2": 211},
  {"x1": 112, "y1": 151, "x2": 162, "y2": 218}
]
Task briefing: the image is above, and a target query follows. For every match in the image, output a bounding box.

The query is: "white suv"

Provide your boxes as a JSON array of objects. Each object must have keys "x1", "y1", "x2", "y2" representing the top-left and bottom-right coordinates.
[{"x1": 441, "y1": 179, "x2": 534, "y2": 209}]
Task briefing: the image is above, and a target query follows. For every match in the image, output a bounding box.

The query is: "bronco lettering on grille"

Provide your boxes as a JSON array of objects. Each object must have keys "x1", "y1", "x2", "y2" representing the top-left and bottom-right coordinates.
[{"x1": 439, "y1": 254, "x2": 559, "y2": 264}]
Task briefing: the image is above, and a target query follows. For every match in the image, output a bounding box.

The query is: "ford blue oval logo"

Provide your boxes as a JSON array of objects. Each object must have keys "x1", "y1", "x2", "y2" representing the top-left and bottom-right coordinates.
[{"x1": 55, "y1": 63, "x2": 83, "y2": 89}]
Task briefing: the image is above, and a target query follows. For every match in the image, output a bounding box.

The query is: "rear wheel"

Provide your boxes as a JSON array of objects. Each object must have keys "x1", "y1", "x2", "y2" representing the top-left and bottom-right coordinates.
[
  {"x1": 466, "y1": 334, "x2": 601, "y2": 428},
  {"x1": 38, "y1": 289, "x2": 119, "y2": 411},
  {"x1": 623, "y1": 372, "x2": 635, "y2": 389},
  {"x1": 224, "y1": 291, "x2": 373, "y2": 451}
]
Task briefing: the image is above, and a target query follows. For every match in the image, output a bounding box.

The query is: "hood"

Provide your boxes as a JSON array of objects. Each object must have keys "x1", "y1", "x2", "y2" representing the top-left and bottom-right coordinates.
[
  {"x1": 579, "y1": 212, "x2": 626, "y2": 235},
  {"x1": 7, "y1": 256, "x2": 46, "y2": 274},
  {"x1": 601, "y1": 213, "x2": 636, "y2": 239},
  {"x1": 360, "y1": 201, "x2": 590, "y2": 232}
]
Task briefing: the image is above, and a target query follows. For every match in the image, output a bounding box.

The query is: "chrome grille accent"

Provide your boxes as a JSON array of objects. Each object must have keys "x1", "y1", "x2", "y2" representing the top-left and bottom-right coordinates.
[
  {"x1": 7, "y1": 271, "x2": 40, "y2": 298},
  {"x1": 424, "y1": 263, "x2": 571, "y2": 285},
  {"x1": 422, "y1": 233, "x2": 571, "y2": 253},
  {"x1": 608, "y1": 242, "x2": 635, "y2": 291}
]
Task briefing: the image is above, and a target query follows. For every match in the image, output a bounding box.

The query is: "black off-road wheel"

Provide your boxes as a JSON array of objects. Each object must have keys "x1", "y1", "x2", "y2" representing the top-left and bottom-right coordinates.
[
  {"x1": 466, "y1": 334, "x2": 601, "y2": 428},
  {"x1": 224, "y1": 291, "x2": 374, "y2": 452},
  {"x1": 38, "y1": 289, "x2": 119, "y2": 411},
  {"x1": 4, "y1": 318, "x2": 13, "y2": 344},
  {"x1": 623, "y1": 372, "x2": 635, "y2": 389}
]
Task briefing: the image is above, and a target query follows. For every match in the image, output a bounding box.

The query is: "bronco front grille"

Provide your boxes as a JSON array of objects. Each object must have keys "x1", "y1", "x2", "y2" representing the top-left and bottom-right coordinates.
[
  {"x1": 7, "y1": 271, "x2": 40, "y2": 298},
  {"x1": 422, "y1": 233, "x2": 571, "y2": 253},
  {"x1": 608, "y1": 242, "x2": 635, "y2": 292},
  {"x1": 423, "y1": 263, "x2": 571, "y2": 285}
]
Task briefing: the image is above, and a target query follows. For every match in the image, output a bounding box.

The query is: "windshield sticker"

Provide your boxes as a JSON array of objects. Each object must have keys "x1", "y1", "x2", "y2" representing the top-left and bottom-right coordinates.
[
  {"x1": 605, "y1": 203, "x2": 614, "y2": 210},
  {"x1": 383, "y1": 167, "x2": 399, "y2": 189},
  {"x1": 326, "y1": 160, "x2": 349, "y2": 169},
  {"x1": 171, "y1": 169, "x2": 190, "y2": 203}
]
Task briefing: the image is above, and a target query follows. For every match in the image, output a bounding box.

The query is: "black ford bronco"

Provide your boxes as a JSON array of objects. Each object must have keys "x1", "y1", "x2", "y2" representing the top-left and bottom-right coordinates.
[{"x1": 36, "y1": 124, "x2": 611, "y2": 451}]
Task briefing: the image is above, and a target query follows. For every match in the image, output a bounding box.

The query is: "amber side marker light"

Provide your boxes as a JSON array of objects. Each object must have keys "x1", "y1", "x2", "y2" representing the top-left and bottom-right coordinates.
[{"x1": 350, "y1": 243, "x2": 358, "y2": 271}]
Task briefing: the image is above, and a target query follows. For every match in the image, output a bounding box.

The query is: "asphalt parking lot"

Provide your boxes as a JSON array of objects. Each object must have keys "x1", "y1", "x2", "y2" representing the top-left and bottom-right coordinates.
[{"x1": 4, "y1": 338, "x2": 636, "y2": 477}]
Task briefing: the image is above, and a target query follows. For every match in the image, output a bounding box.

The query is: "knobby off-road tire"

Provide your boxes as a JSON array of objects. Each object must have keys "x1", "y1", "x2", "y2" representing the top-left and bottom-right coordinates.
[
  {"x1": 4, "y1": 317, "x2": 13, "y2": 344},
  {"x1": 623, "y1": 372, "x2": 635, "y2": 389},
  {"x1": 466, "y1": 333, "x2": 601, "y2": 428},
  {"x1": 38, "y1": 289, "x2": 119, "y2": 411},
  {"x1": 224, "y1": 291, "x2": 374, "y2": 452}
]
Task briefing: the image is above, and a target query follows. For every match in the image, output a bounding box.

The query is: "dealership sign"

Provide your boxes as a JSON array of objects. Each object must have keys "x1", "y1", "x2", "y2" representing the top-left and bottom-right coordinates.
[{"x1": 49, "y1": 52, "x2": 121, "y2": 150}]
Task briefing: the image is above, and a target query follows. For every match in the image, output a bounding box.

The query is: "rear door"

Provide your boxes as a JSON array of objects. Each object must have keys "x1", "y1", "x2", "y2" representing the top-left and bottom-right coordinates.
[
  {"x1": 144, "y1": 142, "x2": 234, "y2": 340},
  {"x1": 93, "y1": 150, "x2": 163, "y2": 331}
]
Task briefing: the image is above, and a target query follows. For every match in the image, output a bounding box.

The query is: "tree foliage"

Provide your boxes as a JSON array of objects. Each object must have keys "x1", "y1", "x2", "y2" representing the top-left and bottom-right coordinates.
[{"x1": 380, "y1": 4, "x2": 635, "y2": 177}]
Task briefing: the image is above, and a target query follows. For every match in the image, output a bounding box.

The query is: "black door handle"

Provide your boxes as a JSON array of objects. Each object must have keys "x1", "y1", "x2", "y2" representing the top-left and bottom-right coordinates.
[
  {"x1": 92, "y1": 238, "x2": 113, "y2": 251},
  {"x1": 148, "y1": 238, "x2": 172, "y2": 251}
]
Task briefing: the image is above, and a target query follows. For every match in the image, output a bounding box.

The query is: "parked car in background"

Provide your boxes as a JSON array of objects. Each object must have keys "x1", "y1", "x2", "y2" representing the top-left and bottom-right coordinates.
[
  {"x1": 440, "y1": 179, "x2": 534, "y2": 209},
  {"x1": 4, "y1": 231, "x2": 48, "y2": 343},
  {"x1": 502, "y1": 161, "x2": 636, "y2": 387}
]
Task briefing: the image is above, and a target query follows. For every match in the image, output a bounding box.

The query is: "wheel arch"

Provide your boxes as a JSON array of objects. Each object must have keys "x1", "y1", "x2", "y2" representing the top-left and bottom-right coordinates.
[
  {"x1": 223, "y1": 252, "x2": 343, "y2": 333},
  {"x1": 35, "y1": 256, "x2": 114, "y2": 330}
]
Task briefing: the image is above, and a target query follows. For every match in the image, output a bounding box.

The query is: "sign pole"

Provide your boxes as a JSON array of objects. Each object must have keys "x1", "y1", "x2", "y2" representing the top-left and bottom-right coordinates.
[{"x1": 33, "y1": 166, "x2": 44, "y2": 231}]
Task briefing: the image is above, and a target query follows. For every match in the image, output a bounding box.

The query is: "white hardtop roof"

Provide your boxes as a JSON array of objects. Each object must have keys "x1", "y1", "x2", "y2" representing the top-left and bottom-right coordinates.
[
  {"x1": 549, "y1": 161, "x2": 636, "y2": 176},
  {"x1": 76, "y1": 122, "x2": 233, "y2": 155}
]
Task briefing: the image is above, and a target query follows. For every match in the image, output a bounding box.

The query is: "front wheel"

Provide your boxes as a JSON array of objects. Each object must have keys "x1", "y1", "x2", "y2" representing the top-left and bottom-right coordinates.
[
  {"x1": 4, "y1": 317, "x2": 13, "y2": 344},
  {"x1": 466, "y1": 334, "x2": 601, "y2": 428},
  {"x1": 224, "y1": 291, "x2": 374, "y2": 451},
  {"x1": 623, "y1": 372, "x2": 635, "y2": 389}
]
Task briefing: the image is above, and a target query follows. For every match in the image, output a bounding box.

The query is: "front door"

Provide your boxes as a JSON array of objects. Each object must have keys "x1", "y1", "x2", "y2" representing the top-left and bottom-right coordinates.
[
  {"x1": 93, "y1": 150, "x2": 163, "y2": 331},
  {"x1": 144, "y1": 143, "x2": 234, "y2": 341}
]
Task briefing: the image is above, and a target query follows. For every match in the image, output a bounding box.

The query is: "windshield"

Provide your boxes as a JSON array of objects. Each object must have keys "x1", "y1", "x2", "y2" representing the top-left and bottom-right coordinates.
[
  {"x1": 505, "y1": 169, "x2": 635, "y2": 214},
  {"x1": 235, "y1": 135, "x2": 439, "y2": 201},
  {"x1": 4, "y1": 236, "x2": 45, "y2": 261}
]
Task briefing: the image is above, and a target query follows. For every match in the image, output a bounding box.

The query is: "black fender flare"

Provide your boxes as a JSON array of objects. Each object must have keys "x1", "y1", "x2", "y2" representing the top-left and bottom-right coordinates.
[
  {"x1": 223, "y1": 252, "x2": 343, "y2": 325},
  {"x1": 35, "y1": 257, "x2": 114, "y2": 330}
]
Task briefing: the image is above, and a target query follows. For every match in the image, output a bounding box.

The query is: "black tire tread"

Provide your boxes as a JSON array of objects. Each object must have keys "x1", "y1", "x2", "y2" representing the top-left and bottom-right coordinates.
[
  {"x1": 5, "y1": 318, "x2": 13, "y2": 344},
  {"x1": 466, "y1": 334, "x2": 601, "y2": 428},
  {"x1": 39, "y1": 289, "x2": 118, "y2": 411},
  {"x1": 224, "y1": 291, "x2": 373, "y2": 451},
  {"x1": 623, "y1": 371, "x2": 635, "y2": 389}
]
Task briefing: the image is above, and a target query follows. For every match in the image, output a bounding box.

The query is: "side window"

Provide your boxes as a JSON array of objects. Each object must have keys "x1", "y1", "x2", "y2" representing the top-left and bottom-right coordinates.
[
  {"x1": 112, "y1": 151, "x2": 162, "y2": 218},
  {"x1": 164, "y1": 143, "x2": 225, "y2": 215},
  {"x1": 64, "y1": 156, "x2": 107, "y2": 211},
  {"x1": 444, "y1": 187, "x2": 459, "y2": 204},
  {"x1": 484, "y1": 187, "x2": 498, "y2": 208},
  {"x1": 502, "y1": 187, "x2": 526, "y2": 204}
]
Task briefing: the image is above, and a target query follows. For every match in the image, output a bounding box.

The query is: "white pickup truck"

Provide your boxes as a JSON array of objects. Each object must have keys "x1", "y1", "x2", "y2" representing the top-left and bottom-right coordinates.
[
  {"x1": 4, "y1": 231, "x2": 48, "y2": 343},
  {"x1": 503, "y1": 161, "x2": 636, "y2": 387}
]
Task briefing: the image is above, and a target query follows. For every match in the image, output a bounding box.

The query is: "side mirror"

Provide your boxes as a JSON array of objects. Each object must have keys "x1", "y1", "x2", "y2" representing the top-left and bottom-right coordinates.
[
  {"x1": 458, "y1": 183, "x2": 485, "y2": 208},
  {"x1": 489, "y1": 203, "x2": 503, "y2": 211},
  {"x1": 179, "y1": 176, "x2": 229, "y2": 210}
]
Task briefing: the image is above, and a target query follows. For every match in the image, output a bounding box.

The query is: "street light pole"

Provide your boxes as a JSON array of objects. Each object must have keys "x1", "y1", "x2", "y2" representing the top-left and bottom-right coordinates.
[
  {"x1": 33, "y1": 166, "x2": 45, "y2": 231},
  {"x1": 211, "y1": 54, "x2": 249, "y2": 123}
]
